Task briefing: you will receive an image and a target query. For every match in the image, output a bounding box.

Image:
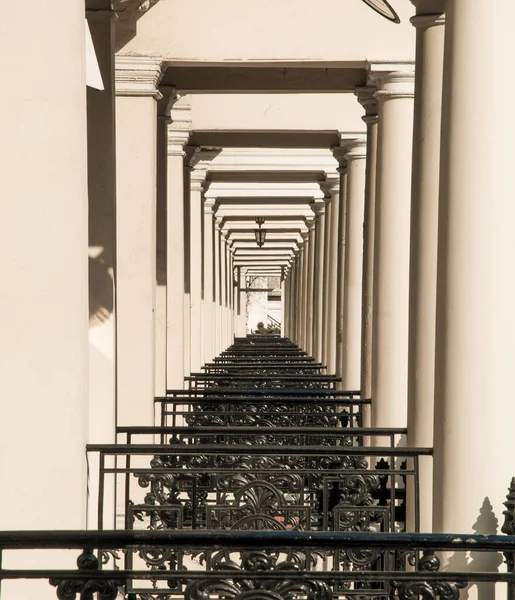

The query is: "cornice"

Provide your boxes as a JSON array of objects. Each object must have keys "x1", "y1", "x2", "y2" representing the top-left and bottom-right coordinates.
[
  {"x1": 320, "y1": 175, "x2": 340, "y2": 197},
  {"x1": 204, "y1": 198, "x2": 217, "y2": 215},
  {"x1": 344, "y1": 137, "x2": 367, "y2": 162},
  {"x1": 115, "y1": 55, "x2": 164, "y2": 99},
  {"x1": 190, "y1": 168, "x2": 208, "y2": 192}
]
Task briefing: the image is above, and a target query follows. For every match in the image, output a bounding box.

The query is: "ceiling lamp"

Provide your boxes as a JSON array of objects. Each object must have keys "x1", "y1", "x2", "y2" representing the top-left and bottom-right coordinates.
[
  {"x1": 360, "y1": 0, "x2": 400, "y2": 23},
  {"x1": 255, "y1": 217, "x2": 267, "y2": 248}
]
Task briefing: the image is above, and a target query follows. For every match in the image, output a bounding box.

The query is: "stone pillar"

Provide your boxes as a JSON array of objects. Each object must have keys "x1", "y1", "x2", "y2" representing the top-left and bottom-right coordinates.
[
  {"x1": 0, "y1": 0, "x2": 88, "y2": 595},
  {"x1": 235, "y1": 266, "x2": 247, "y2": 337},
  {"x1": 166, "y1": 104, "x2": 191, "y2": 390},
  {"x1": 189, "y1": 169, "x2": 206, "y2": 372},
  {"x1": 86, "y1": 7, "x2": 116, "y2": 528},
  {"x1": 321, "y1": 195, "x2": 331, "y2": 365},
  {"x1": 342, "y1": 139, "x2": 367, "y2": 391},
  {"x1": 355, "y1": 87, "x2": 379, "y2": 402},
  {"x1": 313, "y1": 202, "x2": 326, "y2": 362},
  {"x1": 115, "y1": 56, "x2": 163, "y2": 426},
  {"x1": 183, "y1": 166, "x2": 192, "y2": 377},
  {"x1": 406, "y1": 0, "x2": 445, "y2": 533},
  {"x1": 306, "y1": 223, "x2": 316, "y2": 355},
  {"x1": 433, "y1": 0, "x2": 515, "y2": 541},
  {"x1": 203, "y1": 199, "x2": 216, "y2": 362},
  {"x1": 214, "y1": 221, "x2": 224, "y2": 352},
  {"x1": 299, "y1": 241, "x2": 308, "y2": 348},
  {"x1": 334, "y1": 166, "x2": 348, "y2": 383},
  {"x1": 370, "y1": 66, "x2": 415, "y2": 428},
  {"x1": 323, "y1": 180, "x2": 341, "y2": 374}
]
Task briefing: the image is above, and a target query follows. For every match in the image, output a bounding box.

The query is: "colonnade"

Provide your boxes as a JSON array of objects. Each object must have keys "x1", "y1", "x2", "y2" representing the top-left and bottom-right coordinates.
[
  {"x1": 284, "y1": 0, "x2": 515, "y2": 539},
  {"x1": 2, "y1": 7, "x2": 515, "y2": 600}
]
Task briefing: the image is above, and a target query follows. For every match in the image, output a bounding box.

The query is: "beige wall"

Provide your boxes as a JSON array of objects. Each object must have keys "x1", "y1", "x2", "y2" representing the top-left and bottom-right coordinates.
[
  {"x1": 190, "y1": 93, "x2": 364, "y2": 132},
  {"x1": 119, "y1": 0, "x2": 415, "y2": 62}
]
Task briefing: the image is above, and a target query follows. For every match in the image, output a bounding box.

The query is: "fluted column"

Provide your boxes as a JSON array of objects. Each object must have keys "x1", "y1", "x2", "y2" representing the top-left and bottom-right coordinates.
[
  {"x1": 115, "y1": 56, "x2": 163, "y2": 426},
  {"x1": 166, "y1": 107, "x2": 191, "y2": 390},
  {"x1": 370, "y1": 66, "x2": 415, "y2": 428},
  {"x1": 342, "y1": 139, "x2": 367, "y2": 391},
  {"x1": 0, "y1": 2, "x2": 88, "y2": 595},
  {"x1": 355, "y1": 88, "x2": 379, "y2": 403},
  {"x1": 433, "y1": 0, "x2": 515, "y2": 541},
  {"x1": 189, "y1": 169, "x2": 205, "y2": 371},
  {"x1": 406, "y1": 0, "x2": 445, "y2": 533}
]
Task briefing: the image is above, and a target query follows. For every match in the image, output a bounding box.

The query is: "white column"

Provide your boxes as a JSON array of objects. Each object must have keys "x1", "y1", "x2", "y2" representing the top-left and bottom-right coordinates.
[
  {"x1": 183, "y1": 166, "x2": 192, "y2": 377},
  {"x1": 313, "y1": 202, "x2": 326, "y2": 362},
  {"x1": 86, "y1": 7, "x2": 116, "y2": 528},
  {"x1": 299, "y1": 241, "x2": 308, "y2": 348},
  {"x1": 0, "y1": 0, "x2": 88, "y2": 595},
  {"x1": 166, "y1": 106, "x2": 191, "y2": 390},
  {"x1": 321, "y1": 194, "x2": 331, "y2": 364},
  {"x1": 214, "y1": 221, "x2": 224, "y2": 351},
  {"x1": 433, "y1": 0, "x2": 515, "y2": 541},
  {"x1": 235, "y1": 267, "x2": 247, "y2": 337},
  {"x1": 306, "y1": 223, "x2": 316, "y2": 355},
  {"x1": 355, "y1": 87, "x2": 379, "y2": 402},
  {"x1": 323, "y1": 180, "x2": 341, "y2": 374},
  {"x1": 342, "y1": 139, "x2": 367, "y2": 391},
  {"x1": 370, "y1": 66, "x2": 415, "y2": 428},
  {"x1": 203, "y1": 199, "x2": 216, "y2": 362},
  {"x1": 115, "y1": 56, "x2": 162, "y2": 426},
  {"x1": 189, "y1": 169, "x2": 205, "y2": 371},
  {"x1": 406, "y1": 0, "x2": 445, "y2": 533},
  {"x1": 334, "y1": 166, "x2": 348, "y2": 383}
]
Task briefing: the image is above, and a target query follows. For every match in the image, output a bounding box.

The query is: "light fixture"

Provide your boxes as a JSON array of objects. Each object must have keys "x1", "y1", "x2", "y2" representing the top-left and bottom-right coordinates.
[
  {"x1": 360, "y1": 0, "x2": 400, "y2": 23},
  {"x1": 254, "y1": 216, "x2": 267, "y2": 248}
]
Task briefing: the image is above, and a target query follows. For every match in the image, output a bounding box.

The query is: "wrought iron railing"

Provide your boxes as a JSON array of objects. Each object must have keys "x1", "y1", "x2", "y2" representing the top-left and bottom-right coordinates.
[{"x1": 2, "y1": 531, "x2": 515, "y2": 599}]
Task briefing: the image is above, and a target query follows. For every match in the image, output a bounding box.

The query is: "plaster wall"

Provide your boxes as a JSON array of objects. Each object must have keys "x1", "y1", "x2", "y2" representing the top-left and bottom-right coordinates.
[
  {"x1": 246, "y1": 277, "x2": 269, "y2": 333},
  {"x1": 119, "y1": 0, "x2": 415, "y2": 62},
  {"x1": 189, "y1": 94, "x2": 364, "y2": 132}
]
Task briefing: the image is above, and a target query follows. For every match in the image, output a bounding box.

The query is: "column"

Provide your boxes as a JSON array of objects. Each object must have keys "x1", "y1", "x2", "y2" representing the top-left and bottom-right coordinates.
[
  {"x1": 86, "y1": 7, "x2": 117, "y2": 528},
  {"x1": 306, "y1": 223, "x2": 316, "y2": 355},
  {"x1": 433, "y1": 0, "x2": 515, "y2": 541},
  {"x1": 370, "y1": 65, "x2": 415, "y2": 428},
  {"x1": 115, "y1": 56, "x2": 162, "y2": 426},
  {"x1": 321, "y1": 196, "x2": 331, "y2": 364},
  {"x1": 189, "y1": 169, "x2": 205, "y2": 371},
  {"x1": 182, "y1": 166, "x2": 192, "y2": 377},
  {"x1": 334, "y1": 166, "x2": 348, "y2": 383},
  {"x1": 0, "y1": 0, "x2": 88, "y2": 595},
  {"x1": 166, "y1": 105, "x2": 191, "y2": 390},
  {"x1": 203, "y1": 199, "x2": 216, "y2": 362},
  {"x1": 406, "y1": 0, "x2": 445, "y2": 533},
  {"x1": 299, "y1": 241, "x2": 308, "y2": 348},
  {"x1": 323, "y1": 180, "x2": 341, "y2": 374},
  {"x1": 313, "y1": 201, "x2": 326, "y2": 362},
  {"x1": 355, "y1": 87, "x2": 379, "y2": 402},
  {"x1": 214, "y1": 221, "x2": 224, "y2": 352},
  {"x1": 235, "y1": 267, "x2": 247, "y2": 337},
  {"x1": 342, "y1": 139, "x2": 367, "y2": 391}
]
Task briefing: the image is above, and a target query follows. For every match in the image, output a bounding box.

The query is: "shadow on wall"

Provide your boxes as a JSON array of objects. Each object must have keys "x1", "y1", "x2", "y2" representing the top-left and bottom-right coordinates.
[
  {"x1": 89, "y1": 253, "x2": 114, "y2": 327},
  {"x1": 445, "y1": 497, "x2": 503, "y2": 600},
  {"x1": 114, "y1": 0, "x2": 162, "y2": 52}
]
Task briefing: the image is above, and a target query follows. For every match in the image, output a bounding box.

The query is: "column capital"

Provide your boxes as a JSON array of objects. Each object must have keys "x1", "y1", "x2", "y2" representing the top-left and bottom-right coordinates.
[
  {"x1": 355, "y1": 85, "x2": 378, "y2": 119},
  {"x1": 312, "y1": 198, "x2": 327, "y2": 217},
  {"x1": 168, "y1": 101, "x2": 192, "y2": 156},
  {"x1": 190, "y1": 168, "x2": 208, "y2": 192},
  {"x1": 115, "y1": 55, "x2": 164, "y2": 99},
  {"x1": 204, "y1": 198, "x2": 216, "y2": 215},
  {"x1": 344, "y1": 137, "x2": 367, "y2": 162},
  {"x1": 369, "y1": 63, "x2": 415, "y2": 102},
  {"x1": 320, "y1": 175, "x2": 340, "y2": 197}
]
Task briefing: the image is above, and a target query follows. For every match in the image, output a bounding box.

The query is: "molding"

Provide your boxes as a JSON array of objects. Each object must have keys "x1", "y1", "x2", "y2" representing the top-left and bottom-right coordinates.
[
  {"x1": 190, "y1": 168, "x2": 208, "y2": 192},
  {"x1": 344, "y1": 137, "x2": 367, "y2": 162},
  {"x1": 410, "y1": 13, "x2": 445, "y2": 28},
  {"x1": 204, "y1": 198, "x2": 216, "y2": 215},
  {"x1": 115, "y1": 55, "x2": 164, "y2": 99},
  {"x1": 368, "y1": 62, "x2": 415, "y2": 101},
  {"x1": 362, "y1": 114, "x2": 379, "y2": 126},
  {"x1": 168, "y1": 100, "x2": 192, "y2": 156},
  {"x1": 355, "y1": 85, "x2": 378, "y2": 118},
  {"x1": 320, "y1": 175, "x2": 340, "y2": 197}
]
